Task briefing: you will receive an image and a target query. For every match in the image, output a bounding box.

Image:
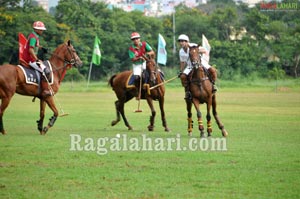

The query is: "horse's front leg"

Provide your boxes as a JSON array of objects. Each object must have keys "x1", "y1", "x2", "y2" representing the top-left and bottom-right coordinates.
[
  {"x1": 41, "y1": 97, "x2": 59, "y2": 135},
  {"x1": 206, "y1": 101, "x2": 212, "y2": 137},
  {"x1": 186, "y1": 100, "x2": 193, "y2": 136},
  {"x1": 37, "y1": 100, "x2": 46, "y2": 134},
  {"x1": 158, "y1": 96, "x2": 170, "y2": 132},
  {"x1": 146, "y1": 97, "x2": 155, "y2": 131},
  {"x1": 192, "y1": 99, "x2": 205, "y2": 138}
]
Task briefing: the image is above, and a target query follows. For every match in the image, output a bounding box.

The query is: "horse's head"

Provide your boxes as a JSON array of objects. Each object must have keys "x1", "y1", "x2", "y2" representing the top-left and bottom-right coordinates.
[
  {"x1": 189, "y1": 43, "x2": 201, "y2": 68},
  {"x1": 144, "y1": 55, "x2": 157, "y2": 84},
  {"x1": 52, "y1": 40, "x2": 83, "y2": 68},
  {"x1": 189, "y1": 44, "x2": 208, "y2": 79},
  {"x1": 65, "y1": 40, "x2": 83, "y2": 68}
]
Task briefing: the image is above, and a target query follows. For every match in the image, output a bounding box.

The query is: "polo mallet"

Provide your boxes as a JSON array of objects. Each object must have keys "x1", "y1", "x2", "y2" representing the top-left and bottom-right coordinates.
[
  {"x1": 134, "y1": 68, "x2": 143, "y2": 113},
  {"x1": 43, "y1": 73, "x2": 69, "y2": 117},
  {"x1": 149, "y1": 75, "x2": 178, "y2": 90}
]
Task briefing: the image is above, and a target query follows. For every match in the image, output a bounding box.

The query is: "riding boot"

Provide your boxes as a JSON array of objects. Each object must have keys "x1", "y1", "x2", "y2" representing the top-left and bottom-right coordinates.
[
  {"x1": 180, "y1": 74, "x2": 192, "y2": 100},
  {"x1": 41, "y1": 80, "x2": 51, "y2": 98},
  {"x1": 208, "y1": 67, "x2": 218, "y2": 93}
]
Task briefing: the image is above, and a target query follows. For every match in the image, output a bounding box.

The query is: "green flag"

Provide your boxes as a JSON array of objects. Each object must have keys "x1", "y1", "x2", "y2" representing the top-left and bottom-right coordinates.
[{"x1": 92, "y1": 36, "x2": 101, "y2": 65}]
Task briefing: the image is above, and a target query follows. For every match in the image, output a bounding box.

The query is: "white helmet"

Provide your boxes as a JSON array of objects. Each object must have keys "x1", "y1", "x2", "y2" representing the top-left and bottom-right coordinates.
[{"x1": 178, "y1": 34, "x2": 189, "y2": 42}]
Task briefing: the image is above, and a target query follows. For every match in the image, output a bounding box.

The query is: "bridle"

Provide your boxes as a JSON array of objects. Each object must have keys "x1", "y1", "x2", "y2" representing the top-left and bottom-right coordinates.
[
  {"x1": 146, "y1": 59, "x2": 157, "y2": 84},
  {"x1": 189, "y1": 47, "x2": 201, "y2": 69},
  {"x1": 189, "y1": 47, "x2": 209, "y2": 82},
  {"x1": 46, "y1": 43, "x2": 81, "y2": 83},
  {"x1": 48, "y1": 43, "x2": 80, "y2": 72}
]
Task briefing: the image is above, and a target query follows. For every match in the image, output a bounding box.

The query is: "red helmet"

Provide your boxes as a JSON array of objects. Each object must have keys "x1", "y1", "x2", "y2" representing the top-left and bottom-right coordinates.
[
  {"x1": 33, "y1": 21, "x2": 46, "y2": 30},
  {"x1": 131, "y1": 32, "x2": 140, "y2": 40}
]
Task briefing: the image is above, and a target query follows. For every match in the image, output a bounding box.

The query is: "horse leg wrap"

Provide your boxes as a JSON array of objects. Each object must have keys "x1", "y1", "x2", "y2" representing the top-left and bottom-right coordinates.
[
  {"x1": 198, "y1": 119, "x2": 204, "y2": 131},
  {"x1": 207, "y1": 121, "x2": 212, "y2": 133},
  {"x1": 187, "y1": 117, "x2": 193, "y2": 132},
  {"x1": 36, "y1": 119, "x2": 43, "y2": 132},
  {"x1": 48, "y1": 116, "x2": 57, "y2": 127}
]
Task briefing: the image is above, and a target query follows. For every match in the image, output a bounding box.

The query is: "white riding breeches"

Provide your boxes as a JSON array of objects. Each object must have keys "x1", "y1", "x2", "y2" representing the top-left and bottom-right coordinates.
[
  {"x1": 133, "y1": 62, "x2": 146, "y2": 76},
  {"x1": 29, "y1": 61, "x2": 46, "y2": 71},
  {"x1": 183, "y1": 66, "x2": 193, "y2": 75}
]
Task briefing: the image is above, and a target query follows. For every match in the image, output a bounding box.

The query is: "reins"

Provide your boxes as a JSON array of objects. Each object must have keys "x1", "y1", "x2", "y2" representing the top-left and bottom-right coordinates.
[
  {"x1": 189, "y1": 47, "x2": 209, "y2": 84},
  {"x1": 46, "y1": 44, "x2": 78, "y2": 82}
]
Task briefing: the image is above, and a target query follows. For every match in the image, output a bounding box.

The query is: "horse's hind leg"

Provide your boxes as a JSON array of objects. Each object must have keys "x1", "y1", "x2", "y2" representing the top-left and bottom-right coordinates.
[
  {"x1": 0, "y1": 94, "x2": 15, "y2": 135},
  {"x1": 111, "y1": 100, "x2": 121, "y2": 126},
  {"x1": 37, "y1": 100, "x2": 46, "y2": 134},
  {"x1": 212, "y1": 95, "x2": 228, "y2": 137},
  {"x1": 158, "y1": 97, "x2": 170, "y2": 132},
  {"x1": 146, "y1": 97, "x2": 155, "y2": 131},
  {"x1": 0, "y1": 97, "x2": 13, "y2": 135},
  {"x1": 117, "y1": 100, "x2": 133, "y2": 130},
  {"x1": 41, "y1": 97, "x2": 59, "y2": 135}
]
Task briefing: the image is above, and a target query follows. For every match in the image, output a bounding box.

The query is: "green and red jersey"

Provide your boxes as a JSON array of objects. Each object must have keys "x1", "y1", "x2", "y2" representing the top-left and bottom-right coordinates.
[{"x1": 128, "y1": 41, "x2": 152, "y2": 64}]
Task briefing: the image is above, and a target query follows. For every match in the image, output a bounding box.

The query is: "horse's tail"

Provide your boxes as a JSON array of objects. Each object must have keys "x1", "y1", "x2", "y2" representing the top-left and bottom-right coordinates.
[{"x1": 108, "y1": 74, "x2": 117, "y2": 88}]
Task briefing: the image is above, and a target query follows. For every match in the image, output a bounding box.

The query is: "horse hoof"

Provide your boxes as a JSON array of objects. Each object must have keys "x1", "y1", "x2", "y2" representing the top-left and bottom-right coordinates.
[
  {"x1": 200, "y1": 132, "x2": 205, "y2": 138},
  {"x1": 165, "y1": 128, "x2": 171, "y2": 132},
  {"x1": 128, "y1": 126, "x2": 133, "y2": 130},
  {"x1": 188, "y1": 132, "x2": 192, "y2": 136},
  {"x1": 222, "y1": 129, "x2": 228, "y2": 137},
  {"x1": 41, "y1": 127, "x2": 48, "y2": 135},
  {"x1": 111, "y1": 120, "x2": 119, "y2": 126},
  {"x1": 207, "y1": 132, "x2": 212, "y2": 137},
  {"x1": 1, "y1": 130, "x2": 6, "y2": 135},
  {"x1": 147, "y1": 126, "x2": 154, "y2": 131}
]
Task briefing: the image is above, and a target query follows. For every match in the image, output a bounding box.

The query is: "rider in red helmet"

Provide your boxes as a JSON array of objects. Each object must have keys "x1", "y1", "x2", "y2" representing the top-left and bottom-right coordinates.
[
  {"x1": 23, "y1": 21, "x2": 51, "y2": 97},
  {"x1": 128, "y1": 32, "x2": 155, "y2": 91}
]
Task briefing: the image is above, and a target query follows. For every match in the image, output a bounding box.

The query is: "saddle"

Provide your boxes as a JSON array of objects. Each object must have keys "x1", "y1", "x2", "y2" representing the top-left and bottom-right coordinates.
[{"x1": 126, "y1": 71, "x2": 148, "y2": 89}]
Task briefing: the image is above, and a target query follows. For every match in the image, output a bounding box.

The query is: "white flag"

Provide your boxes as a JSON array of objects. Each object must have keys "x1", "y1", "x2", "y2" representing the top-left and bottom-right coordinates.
[
  {"x1": 202, "y1": 34, "x2": 211, "y2": 53},
  {"x1": 157, "y1": 34, "x2": 167, "y2": 65}
]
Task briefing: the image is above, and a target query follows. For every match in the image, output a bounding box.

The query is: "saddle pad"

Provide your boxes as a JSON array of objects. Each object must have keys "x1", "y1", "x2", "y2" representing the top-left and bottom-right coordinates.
[
  {"x1": 126, "y1": 72, "x2": 136, "y2": 89},
  {"x1": 17, "y1": 61, "x2": 54, "y2": 85}
]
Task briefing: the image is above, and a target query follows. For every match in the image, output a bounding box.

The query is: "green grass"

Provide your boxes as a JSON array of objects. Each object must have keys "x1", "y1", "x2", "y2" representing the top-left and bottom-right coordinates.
[{"x1": 1, "y1": 80, "x2": 300, "y2": 198}]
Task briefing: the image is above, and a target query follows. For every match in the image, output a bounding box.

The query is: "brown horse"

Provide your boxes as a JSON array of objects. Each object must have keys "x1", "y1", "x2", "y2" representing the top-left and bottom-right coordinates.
[
  {"x1": 109, "y1": 56, "x2": 170, "y2": 132},
  {"x1": 0, "y1": 40, "x2": 82, "y2": 135},
  {"x1": 186, "y1": 45, "x2": 228, "y2": 137}
]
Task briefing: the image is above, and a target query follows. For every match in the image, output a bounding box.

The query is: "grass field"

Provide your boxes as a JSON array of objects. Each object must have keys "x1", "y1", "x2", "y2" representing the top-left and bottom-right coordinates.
[{"x1": 1, "y1": 80, "x2": 300, "y2": 198}]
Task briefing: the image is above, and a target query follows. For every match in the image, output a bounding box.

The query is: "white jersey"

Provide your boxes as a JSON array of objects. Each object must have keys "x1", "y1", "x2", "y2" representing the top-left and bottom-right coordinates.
[{"x1": 179, "y1": 48, "x2": 193, "y2": 75}]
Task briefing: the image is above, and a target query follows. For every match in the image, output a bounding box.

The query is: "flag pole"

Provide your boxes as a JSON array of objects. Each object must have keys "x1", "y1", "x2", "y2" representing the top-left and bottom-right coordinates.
[{"x1": 87, "y1": 61, "x2": 93, "y2": 88}]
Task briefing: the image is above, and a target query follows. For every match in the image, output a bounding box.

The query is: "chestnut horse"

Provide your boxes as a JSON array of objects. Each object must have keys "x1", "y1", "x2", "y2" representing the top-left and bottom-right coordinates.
[
  {"x1": 186, "y1": 45, "x2": 228, "y2": 137},
  {"x1": 109, "y1": 56, "x2": 170, "y2": 132},
  {"x1": 0, "y1": 40, "x2": 82, "y2": 135}
]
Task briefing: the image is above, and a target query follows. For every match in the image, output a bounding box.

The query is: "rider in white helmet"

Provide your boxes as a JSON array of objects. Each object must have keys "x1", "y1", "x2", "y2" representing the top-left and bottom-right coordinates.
[
  {"x1": 178, "y1": 34, "x2": 217, "y2": 100},
  {"x1": 178, "y1": 34, "x2": 193, "y2": 100}
]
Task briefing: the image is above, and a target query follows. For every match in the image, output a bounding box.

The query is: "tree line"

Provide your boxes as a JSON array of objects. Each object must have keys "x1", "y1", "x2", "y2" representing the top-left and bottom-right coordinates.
[{"x1": 0, "y1": 0, "x2": 299, "y2": 80}]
